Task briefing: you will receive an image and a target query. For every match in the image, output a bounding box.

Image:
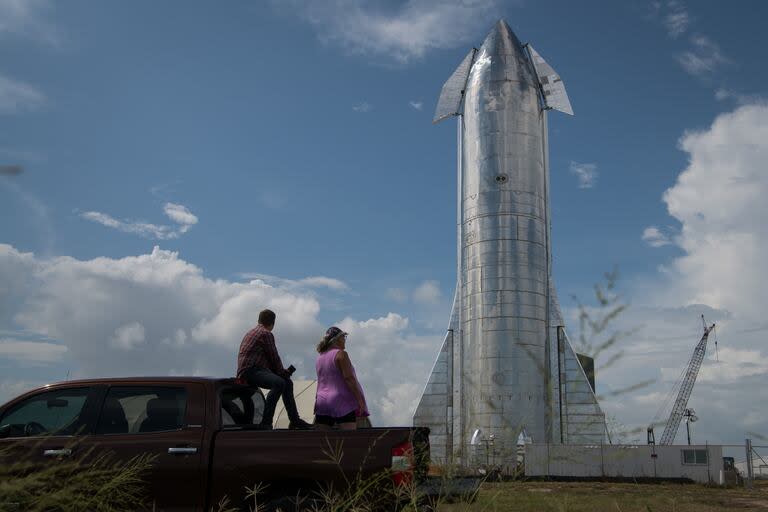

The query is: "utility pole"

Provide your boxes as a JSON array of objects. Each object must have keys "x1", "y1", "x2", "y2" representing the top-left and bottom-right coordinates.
[{"x1": 746, "y1": 438, "x2": 754, "y2": 489}]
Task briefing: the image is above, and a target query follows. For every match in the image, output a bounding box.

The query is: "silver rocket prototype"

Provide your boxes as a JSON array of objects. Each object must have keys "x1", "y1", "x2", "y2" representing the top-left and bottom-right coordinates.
[{"x1": 413, "y1": 20, "x2": 605, "y2": 465}]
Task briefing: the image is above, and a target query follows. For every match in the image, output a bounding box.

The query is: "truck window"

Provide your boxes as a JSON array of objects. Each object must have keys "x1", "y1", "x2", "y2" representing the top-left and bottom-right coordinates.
[
  {"x1": 96, "y1": 386, "x2": 187, "y2": 434},
  {"x1": 0, "y1": 387, "x2": 91, "y2": 438},
  {"x1": 220, "y1": 387, "x2": 264, "y2": 426}
]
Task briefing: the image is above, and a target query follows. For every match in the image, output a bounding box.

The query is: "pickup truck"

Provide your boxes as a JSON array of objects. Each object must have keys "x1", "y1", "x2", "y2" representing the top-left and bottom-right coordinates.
[{"x1": 0, "y1": 377, "x2": 430, "y2": 511}]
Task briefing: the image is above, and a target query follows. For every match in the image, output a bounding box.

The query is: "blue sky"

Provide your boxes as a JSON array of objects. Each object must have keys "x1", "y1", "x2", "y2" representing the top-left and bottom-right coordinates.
[{"x1": 2, "y1": 1, "x2": 767, "y2": 443}]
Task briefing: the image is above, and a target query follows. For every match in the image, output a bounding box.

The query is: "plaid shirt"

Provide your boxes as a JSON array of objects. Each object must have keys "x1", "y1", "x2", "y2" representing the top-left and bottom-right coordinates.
[{"x1": 236, "y1": 324, "x2": 288, "y2": 378}]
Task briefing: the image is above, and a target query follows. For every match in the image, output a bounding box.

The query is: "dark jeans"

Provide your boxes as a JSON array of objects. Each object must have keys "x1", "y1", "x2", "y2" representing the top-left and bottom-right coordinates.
[{"x1": 240, "y1": 367, "x2": 300, "y2": 425}]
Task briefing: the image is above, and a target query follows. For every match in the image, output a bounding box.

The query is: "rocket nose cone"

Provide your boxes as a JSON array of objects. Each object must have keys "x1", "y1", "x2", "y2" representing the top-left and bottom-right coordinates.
[
  {"x1": 482, "y1": 19, "x2": 525, "y2": 58},
  {"x1": 473, "y1": 19, "x2": 535, "y2": 87}
]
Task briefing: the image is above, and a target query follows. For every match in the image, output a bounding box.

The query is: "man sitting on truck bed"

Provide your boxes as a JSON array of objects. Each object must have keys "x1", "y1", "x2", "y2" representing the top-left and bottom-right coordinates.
[{"x1": 237, "y1": 309, "x2": 313, "y2": 429}]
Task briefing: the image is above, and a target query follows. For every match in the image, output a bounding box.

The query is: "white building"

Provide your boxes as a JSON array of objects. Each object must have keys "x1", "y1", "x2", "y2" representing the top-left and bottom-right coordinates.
[{"x1": 525, "y1": 444, "x2": 724, "y2": 484}]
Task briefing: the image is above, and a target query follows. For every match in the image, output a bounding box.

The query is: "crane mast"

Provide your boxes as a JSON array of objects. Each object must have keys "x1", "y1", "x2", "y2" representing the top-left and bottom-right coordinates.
[{"x1": 655, "y1": 315, "x2": 715, "y2": 445}]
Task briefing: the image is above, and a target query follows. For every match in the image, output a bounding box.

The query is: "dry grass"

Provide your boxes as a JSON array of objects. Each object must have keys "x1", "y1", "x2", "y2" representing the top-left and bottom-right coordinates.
[
  {"x1": 0, "y1": 442, "x2": 155, "y2": 512},
  {"x1": 439, "y1": 479, "x2": 768, "y2": 512},
  {"x1": 209, "y1": 434, "x2": 420, "y2": 512}
]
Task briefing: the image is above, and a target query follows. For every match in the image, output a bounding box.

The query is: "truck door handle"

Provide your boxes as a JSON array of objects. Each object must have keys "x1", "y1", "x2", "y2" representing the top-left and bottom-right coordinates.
[
  {"x1": 44, "y1": 448, "x2": 72, "y2": 457},
  {"x1": 168, "y1": 447, "x2": 198, "y2": 455}
]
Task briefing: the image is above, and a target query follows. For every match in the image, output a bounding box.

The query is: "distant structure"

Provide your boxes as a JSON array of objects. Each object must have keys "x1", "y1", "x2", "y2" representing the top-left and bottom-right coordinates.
[
  {"x1": 647, "y1": 316, "x2": 715, "y2": 446},
  {"x1": 413, "y1": 20, "x2": 605, "y2": 467}
]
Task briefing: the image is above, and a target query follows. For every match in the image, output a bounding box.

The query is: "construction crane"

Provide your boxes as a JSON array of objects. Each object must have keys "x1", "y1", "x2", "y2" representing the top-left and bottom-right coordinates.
[{"x1": 647, "y1": 315, "x2": 715, "y2": 445}]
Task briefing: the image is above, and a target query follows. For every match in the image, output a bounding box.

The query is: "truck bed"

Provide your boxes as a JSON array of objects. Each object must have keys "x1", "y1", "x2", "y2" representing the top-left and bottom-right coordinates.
[{"x1": 209, "y1": 426, "x2": 428, "y2": 508}]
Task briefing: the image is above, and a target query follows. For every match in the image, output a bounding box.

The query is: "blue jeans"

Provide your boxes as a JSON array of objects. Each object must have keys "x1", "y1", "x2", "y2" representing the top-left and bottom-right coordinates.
[{"x1": 240, "y1": 367, "x2": 300, "y2": 425}]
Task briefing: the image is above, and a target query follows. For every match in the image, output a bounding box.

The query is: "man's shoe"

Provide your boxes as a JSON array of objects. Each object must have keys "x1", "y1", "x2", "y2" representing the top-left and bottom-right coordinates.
[
  {"x1": 258, "y1": 421, "x2": 273, "y2": 430},
  {"x1": 289, "y1": 419, "x2": 314, "y2": 430}
]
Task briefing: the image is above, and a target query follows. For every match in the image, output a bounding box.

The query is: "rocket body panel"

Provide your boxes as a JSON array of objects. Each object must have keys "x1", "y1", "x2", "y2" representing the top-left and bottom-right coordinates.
[
  {"x1": 414, "y1": 20, "x2": 605, "y2": 466},
  {"x1": 459, "y1": 21, "x2": 550, "y2": 451}
]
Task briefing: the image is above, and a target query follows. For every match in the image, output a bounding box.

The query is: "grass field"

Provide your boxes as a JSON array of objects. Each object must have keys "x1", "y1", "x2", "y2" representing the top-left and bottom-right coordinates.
[{"x1": 438, "y1": 480, "x2": 768, "y2": 512}]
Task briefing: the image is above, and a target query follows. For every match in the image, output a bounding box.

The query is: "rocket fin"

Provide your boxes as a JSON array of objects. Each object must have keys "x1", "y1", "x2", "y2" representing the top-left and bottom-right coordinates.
[
  {"x1": 527, "y1": 44, "x2": 574, "y2": 116},
  {"x1": 548, "y1": 282, "x2": 606, "y2": 443},
  {"x1": 413, "y1": 286, "x2": 459, "y2": 463},
  {"x1": 433, "y1": 48, "x2": 477, "y2": 124}
]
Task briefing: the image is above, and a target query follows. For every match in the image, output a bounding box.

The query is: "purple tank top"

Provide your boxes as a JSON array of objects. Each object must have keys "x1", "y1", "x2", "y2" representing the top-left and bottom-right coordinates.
[{"x1": 314, "y1": 348, "x2": 362, "y2": 418}]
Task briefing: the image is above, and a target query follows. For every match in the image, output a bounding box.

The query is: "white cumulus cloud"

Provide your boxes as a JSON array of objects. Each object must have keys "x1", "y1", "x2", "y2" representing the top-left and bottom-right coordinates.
[
  {"x1": 649, "y1": 3, "x2": 727, "y2": 78},
  {"x1": 413, "y1": 280, "x2": 441, "y2": 305},
  {"x1": 659, "y1": 102, "x2": 768, "y2": 320},
  {"x1": 677, "y1": 35, "x2": 728, "y2": 77},
  {"x1": 714, "y1": 88, "x2": 763, "y2": 105},
  {"x1": 569, "y1": 161, "x2": 598, "y2": 189},
  {"x1": 663, "y1": 1, "x2": 689, "y2": 38},
  {"x1": 0, "y1": 244, "x2": 442, "y2": 425},
  {"x1": 238, "y1": 273, "x2": 349, "y2": 292},
  {"x1": 281, "y1": 0, "x2": 501, "y2": 64},
  {"x1": 80, "y1": 201, "x2": 198, "y2": 240},
  {"x1": 109, "y1": 322, "x2": 146, "y2": 350},
  {"x1": 0, "y1": 338, "x2": 68, "y2": 364},
  {"x1": 695, "y1": 347, "x2": 768, "y2": 384},
  {"x1": 642, "y1": 226, "x2": 672, "y2": 247},
  {"x1": 352, "y1": 101, "x2": 372, "y2": 113},
  {"x1": 380, "y1": 381, "x2": 423, "y2": 426},
  {"x1": 409, "y1": 100, "x2": 423, "y2": 111},
  {"x1": 163, "y1": 202, "x2": 198, "y2": 231},
  {"x1": 597, "y1": 103, "x2": 768, "y2": 444},
  {"x1": 337, "y1": 312, "x2": 440, "y2": 424}
]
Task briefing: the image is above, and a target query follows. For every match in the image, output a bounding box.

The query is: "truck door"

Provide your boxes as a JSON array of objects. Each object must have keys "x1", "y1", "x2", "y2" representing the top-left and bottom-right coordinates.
[
  {"x1": 0, "y1": 385, "x2": 101, "y2": 465},
  {"x1": 89, "y1": 383, "x2": 207, "y2": 511}
]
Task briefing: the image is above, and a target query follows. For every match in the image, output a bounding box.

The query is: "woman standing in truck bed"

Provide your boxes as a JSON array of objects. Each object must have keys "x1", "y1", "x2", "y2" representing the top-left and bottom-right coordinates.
[{"x1": 314, "y1": 326, "x2": 369, "y2": 430}]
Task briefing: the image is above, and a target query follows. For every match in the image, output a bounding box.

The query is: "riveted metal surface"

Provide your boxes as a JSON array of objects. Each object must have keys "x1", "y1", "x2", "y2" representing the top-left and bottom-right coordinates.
[
  {"x1": 414, "y1": 20, "x2": 605, "y2": 466},
  {"x1": 458, "y1": 20, "x2": 550, "y2": 461}
]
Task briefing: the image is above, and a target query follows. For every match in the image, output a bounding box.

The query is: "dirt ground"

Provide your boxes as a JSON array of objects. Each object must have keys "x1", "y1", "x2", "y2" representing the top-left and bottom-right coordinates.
[{"x1": 438, "y1": 479, "x2": 768, "y2": 512}]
